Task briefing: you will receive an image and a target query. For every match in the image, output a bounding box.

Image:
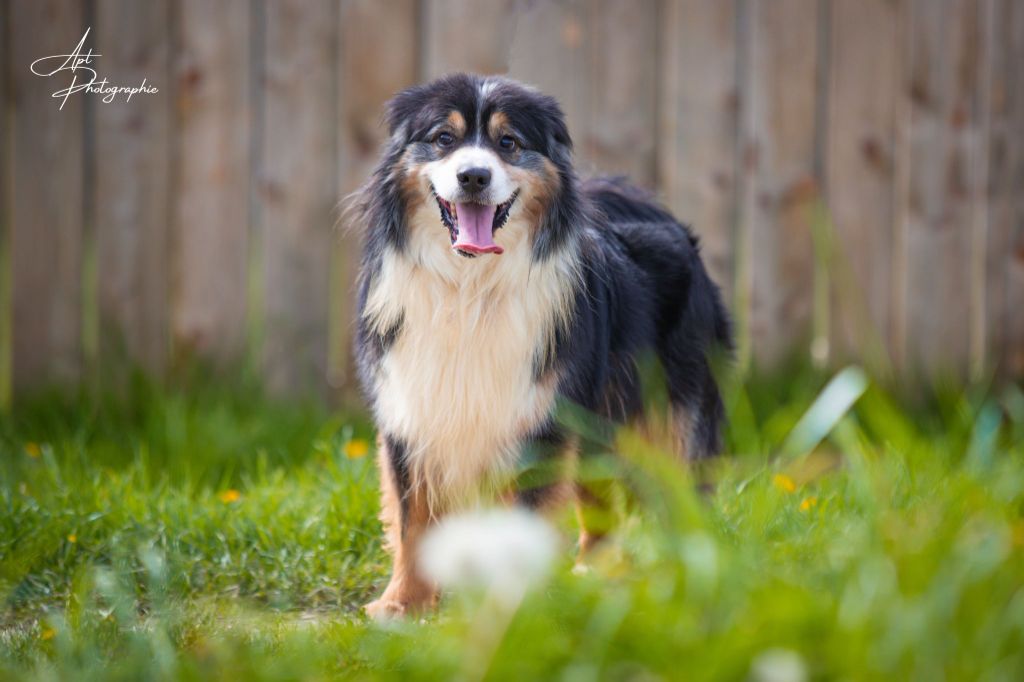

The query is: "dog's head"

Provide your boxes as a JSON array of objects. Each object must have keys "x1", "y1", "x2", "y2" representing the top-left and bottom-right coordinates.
[{"x1": 367, "y1": 74, "x2": 576, "y2": 262}]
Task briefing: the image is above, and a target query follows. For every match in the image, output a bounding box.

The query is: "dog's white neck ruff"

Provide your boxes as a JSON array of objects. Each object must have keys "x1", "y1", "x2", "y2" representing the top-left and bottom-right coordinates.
[{"x1": 363, "y1": 202, "x2": 579, "y2": 510}]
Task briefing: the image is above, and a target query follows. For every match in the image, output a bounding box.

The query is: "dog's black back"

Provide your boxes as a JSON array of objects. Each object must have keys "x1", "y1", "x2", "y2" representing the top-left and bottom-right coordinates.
[{"x1": 550, "y1": 176, "x2": 732, "y2": 458}]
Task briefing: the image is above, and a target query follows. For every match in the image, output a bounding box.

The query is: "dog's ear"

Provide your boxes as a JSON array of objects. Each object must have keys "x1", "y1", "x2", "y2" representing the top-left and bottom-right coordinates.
[
  {"x1": 547, "y1": 111, "x2": 572, "y2": 152},
  {"x1": 360, "y1": 88, "x2": 422, "y2": 253},
  {"x1": 540, "y1": 98, "x2": 573, "y2": 165},
  {"x1": 383, "y1": 84, "x2": 426, "y2": 140}
]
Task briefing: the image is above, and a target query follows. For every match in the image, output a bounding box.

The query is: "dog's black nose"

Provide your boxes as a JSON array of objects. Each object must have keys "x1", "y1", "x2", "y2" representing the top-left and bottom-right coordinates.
[{"x1": 457, "y1": 167, "x2": 491, "y2": 191}]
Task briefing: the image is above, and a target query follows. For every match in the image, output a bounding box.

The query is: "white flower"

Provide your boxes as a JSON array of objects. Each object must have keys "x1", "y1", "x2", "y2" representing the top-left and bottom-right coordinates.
[
  {"x1": 750, "y1": 649, "x2": 807, "y2": 682},
  {"x1": 419, "y1": 508, "x2": 560, "y2": 604}
]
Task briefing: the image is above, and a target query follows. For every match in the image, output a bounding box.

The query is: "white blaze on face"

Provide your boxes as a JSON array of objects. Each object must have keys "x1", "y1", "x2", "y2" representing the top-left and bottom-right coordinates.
[
  {"x1": 478, "y1": 77, "x2": 499, "y2": 100},
  {"x1": 426, "y1": 145, "x2": 515, "y2": 205}
]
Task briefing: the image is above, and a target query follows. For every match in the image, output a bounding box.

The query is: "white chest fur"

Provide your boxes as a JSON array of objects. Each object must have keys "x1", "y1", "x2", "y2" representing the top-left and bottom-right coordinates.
[{"x1": 363, "y1": 213, "x2": 577, "y2": 507}]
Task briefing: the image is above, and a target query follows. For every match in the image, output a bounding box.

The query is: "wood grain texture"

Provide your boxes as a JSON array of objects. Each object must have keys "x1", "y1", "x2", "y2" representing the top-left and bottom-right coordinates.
[
  {"x1": 3, "y1": 0, "x2": 1023, "y2": 392},
  {"x1": 581, "y1": 0, "x2": 658, "y2": 186},
  {"x1": 999, "y1": 0, "x2": 1024, "y2": 376},
  {"x1": 982, "y1": 0, "x2": 1009, "y2": 373},
  {"x1": 171, "y1": 0, "x2": 251, "y2": 364},
  {"x1": 745, "y1": 0, "x2": 819, "y2": 366},
  {"x1": 0, "y1": 0, "x2": 10, "y2": 405},
  {"x1": 332, "y1": 0, "x2": 419, "y2": 393},
  {"x1": 506, "y1": 0, "x2": 657, "y2": 185},
  {"x1": 260, "y1": 0, "x2": 336, "y2": 395},
  {"x1": 968, "y1": 0, "x2": 994, "y2": 380},
  {"x1": 93, "y1": 0, "x2": 170, "y2": 375},
  {"x1": 423, "y1": 0, "x2": 516, "y2": 79},
  {"x1": 10, "y1": 0, "x2": 85, "y2": 390},
  {"x1": 658, "y1": 0, "x2": 739, "y2": 310},
  {"x1": 827, "y1": 0, "x2": 904, "y2": 368},
  {"x1": 903, "y1": 0, "x2": 986, "y2": 378},
  {"x1": 507, "y1": 0, "x2": 591, "y2": 169}
]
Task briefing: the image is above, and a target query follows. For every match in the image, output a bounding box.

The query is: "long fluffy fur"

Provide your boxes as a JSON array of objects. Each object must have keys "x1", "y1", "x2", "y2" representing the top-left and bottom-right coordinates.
[{"x1": 355, "y1": 74, "x2": 732, "y2": 512}]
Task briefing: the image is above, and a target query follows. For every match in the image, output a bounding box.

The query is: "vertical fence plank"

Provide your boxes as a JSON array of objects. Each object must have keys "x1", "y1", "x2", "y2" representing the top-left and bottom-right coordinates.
[
  {"x1": 93, "y1": 0, "x2": 170, "y2": 376},
  {"x1": 903, "y1": 0, "x2": 986, "y2": 377},
  {"x1": 0, "y1": 0, "x2": 10, "y2": 405},
  {"x1": 658, "y1": 0, "x2": 739, "y2": 322},
  {"x1": 507, "y1": 0, "x2": 591, "y2": 168},
  {"x1": 581, "y1": 0, "x2": 658, "y2": 186},
  {"x1": 827, "y1": 0, "x2": 904, "y2": 369},
  {"x1": 332, "y1": 0, "x2": 419, "y2": 395},
  {"x1": 968, "y1": 0, "x2": 994, "y2": 381},
  {"x1": 1001, "y1": 0, "x2": 1024, "y2": 376},
  {"x1": 423, "y1": 0, "x2": 516, "y2": 79},
  {"x1": 508, "y1": 0, "x2": 588, "y2": 169},
  {"x1": 744, "y1": 0, "x2": 819, "y2": 366},
  {"x1": 984, "y1": 0, "x2": 1009, "y2": 373},
  {"x1": 260, "y1": 0, "x2": 336, "y2": 395},
  {"x1": 10, "y1": 0, "x2": 85, "y2": 390},
  {"x1": 171, "y1": 0, "x2": 251, "y2": 364}
]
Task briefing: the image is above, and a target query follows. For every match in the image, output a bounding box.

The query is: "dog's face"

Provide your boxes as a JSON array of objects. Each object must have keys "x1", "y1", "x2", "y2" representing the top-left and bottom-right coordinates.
[{"x1": 380, "y1": 74, "x2": 573, "y2": 261}]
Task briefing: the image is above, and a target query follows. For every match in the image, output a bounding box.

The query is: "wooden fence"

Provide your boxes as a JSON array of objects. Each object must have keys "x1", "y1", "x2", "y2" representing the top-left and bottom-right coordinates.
[{"x1": 1, "y1": 0, "x2": 1022, "y2": 402}]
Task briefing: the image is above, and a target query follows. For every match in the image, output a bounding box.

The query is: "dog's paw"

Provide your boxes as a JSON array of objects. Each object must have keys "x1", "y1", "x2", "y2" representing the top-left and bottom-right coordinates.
[{"x1": 364, "y1": 598, "x2": 407, "y2": 621}]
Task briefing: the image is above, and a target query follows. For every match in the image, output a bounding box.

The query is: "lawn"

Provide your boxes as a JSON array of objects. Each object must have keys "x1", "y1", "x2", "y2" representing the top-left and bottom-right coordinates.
[{"x1": 1, "y1": 366, "x2": 1023, "y2": 680}]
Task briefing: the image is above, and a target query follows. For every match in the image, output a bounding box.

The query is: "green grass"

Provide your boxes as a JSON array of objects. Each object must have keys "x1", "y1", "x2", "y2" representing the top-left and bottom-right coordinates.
[{"x1": 1, "y1": 368, "x2": 1023, "y2": 680}]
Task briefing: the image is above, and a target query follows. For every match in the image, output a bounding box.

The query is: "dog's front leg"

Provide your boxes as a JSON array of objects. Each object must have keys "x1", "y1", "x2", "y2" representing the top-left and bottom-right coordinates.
[{"x1": 365, "y1": 435, "x2": 437, "y2": 620}]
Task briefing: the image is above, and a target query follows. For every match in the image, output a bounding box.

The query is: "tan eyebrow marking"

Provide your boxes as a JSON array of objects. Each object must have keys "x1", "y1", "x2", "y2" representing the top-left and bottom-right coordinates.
[
  {"x1": 487, "y1": 111, "x2": 510, "y2": 139},
  {"x1": 447, "y1": 110, "x2": 467, "y2": 136}
]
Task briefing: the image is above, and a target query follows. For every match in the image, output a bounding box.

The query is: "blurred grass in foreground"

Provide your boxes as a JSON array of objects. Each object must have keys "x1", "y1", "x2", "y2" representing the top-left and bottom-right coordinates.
[{"x1": 1, "y1": 367, "x2": 1023, "y2": 681}]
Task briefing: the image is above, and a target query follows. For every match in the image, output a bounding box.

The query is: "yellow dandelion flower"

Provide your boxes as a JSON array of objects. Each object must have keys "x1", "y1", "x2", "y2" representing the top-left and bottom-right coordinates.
[
  {"x1": 772, "y1": 473, "x2": 797, "y2": 493},
  {"x1": 219, "y1": 489, "x2": 241, "y2": 504},
  {"x1": 40, "y1": 628, "x2": 55, "y2": 641},
  {"x1": 344, "y1": 438, "x2": 369, "y2": 459},
  {"x1": 25, "y1": 442, "x2": 41, "y2": 458},
  {"x1": 799, "y1": 496, "x2": 818, "y2": 512},
  {"x1": 67, "y1": 534, "x2": 77, "y2": 543}
]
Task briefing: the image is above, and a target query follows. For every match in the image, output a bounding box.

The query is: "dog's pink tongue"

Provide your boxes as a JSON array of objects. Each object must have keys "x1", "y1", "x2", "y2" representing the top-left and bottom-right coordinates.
[{"x1": 453, "y1": 203, "x2": 502, "y2": 254}]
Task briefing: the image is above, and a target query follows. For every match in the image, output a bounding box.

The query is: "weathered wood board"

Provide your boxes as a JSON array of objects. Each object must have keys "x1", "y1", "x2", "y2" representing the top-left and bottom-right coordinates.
[
  {"x1": 260, "y1": 0, "x2": 336, "y2": 395},
  {"x1": 9, "y1": 0, "x2": 85, "y2": 390},
  {"x1": 94, "y1": 0, "x2": 171, "y2": 375},
  {"x1": 171, "y1": 0, "x2": 251, "y2": 365}
]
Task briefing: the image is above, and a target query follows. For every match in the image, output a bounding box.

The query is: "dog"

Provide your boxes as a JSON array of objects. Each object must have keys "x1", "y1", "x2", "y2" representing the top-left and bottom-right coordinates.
[{"x1": 354, "y1": 74, "x2": 731, "y2": 618}]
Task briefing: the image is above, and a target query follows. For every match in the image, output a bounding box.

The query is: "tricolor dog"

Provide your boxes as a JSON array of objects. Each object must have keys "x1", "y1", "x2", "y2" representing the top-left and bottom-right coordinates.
[{"x1": 354, "y1": 74, "x2": 731, "y2": 618}]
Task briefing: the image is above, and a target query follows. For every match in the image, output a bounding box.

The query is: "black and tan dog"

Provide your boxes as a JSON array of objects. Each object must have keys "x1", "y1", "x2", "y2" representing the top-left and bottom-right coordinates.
[{"x1": 354, "y1": 74, "x2": 731, "y2": 618}]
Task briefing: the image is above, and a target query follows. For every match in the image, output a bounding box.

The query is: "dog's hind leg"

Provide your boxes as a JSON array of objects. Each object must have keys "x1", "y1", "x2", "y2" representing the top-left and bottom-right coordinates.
[
  {"x1": 364, "y1": 435, "x2": 437, "y2": 620},
  {"x1": 658, "y1": 333, "x2": 727, "y2": 460},
  {"x1": 574, "y1": 477, "x2": 616, "y2": 562},
  {"x1": 512, "y1": 425, "x2": 612, "y2": 565}
]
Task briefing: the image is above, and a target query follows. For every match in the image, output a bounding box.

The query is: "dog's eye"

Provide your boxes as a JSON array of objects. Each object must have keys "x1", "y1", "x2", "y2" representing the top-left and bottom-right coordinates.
[
  {"x1": 499, "y1": 135, "x2": 517, "y2": 152},
  {"x1": 435, "y1": 132, "x2": 455, "y2": 148}
]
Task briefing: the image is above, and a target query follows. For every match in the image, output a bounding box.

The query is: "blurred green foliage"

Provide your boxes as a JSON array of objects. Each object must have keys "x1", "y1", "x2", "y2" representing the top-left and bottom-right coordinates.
[{"x1": 1, "y1": 367, "x2": 1022, "y2": 680}]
